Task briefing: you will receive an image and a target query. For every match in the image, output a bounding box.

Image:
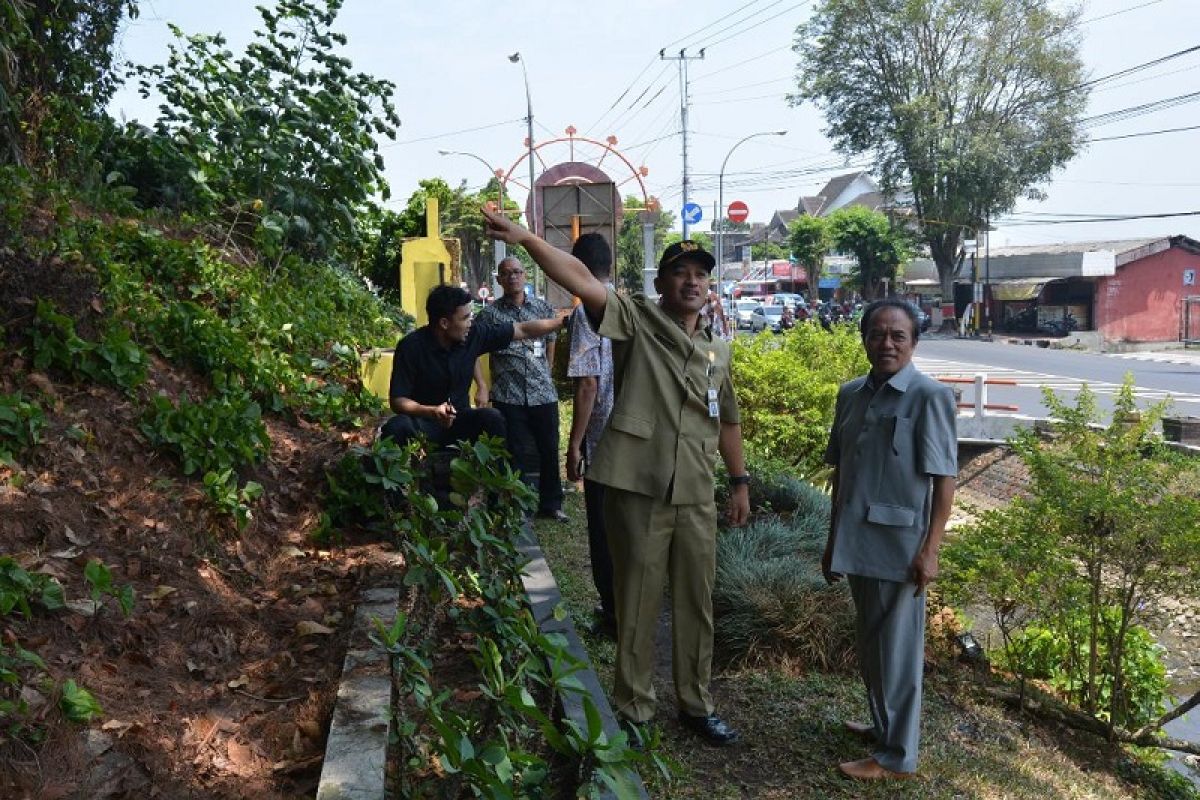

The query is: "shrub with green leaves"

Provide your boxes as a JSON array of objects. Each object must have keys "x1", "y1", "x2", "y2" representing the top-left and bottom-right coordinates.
[
  {"x1": 203, "y1": 470, "x2": 264, "y2": 532},
  {"x1": 28, "y1": 300, "x2": 146, "y2": 393},
  {"x1": 0, "y1": 556, "x2": 65, "y2": 730},
  {"x1": 82, "y1": 222, "x2": 396, "y2": 425},
  {"x1": 0, "y1": 392, "x2": 46, "y2": 466},
  {"x1": 83, "y1": 559, "x2": 135, "y2": 617},
  {"x1": 131, "y1": 0, "x2": 400, "y2": 261},
  {"x1": 1002, "y1": 606, "x2": 1166, "y2": 729},
  {"x1": 731, "y1": 322, "x2": 868, "y2": 477},
  {"x1": 140, "y1": 390, "x2": 270, "y2": 476},
  {"x1": 942, "y1": 378, "x2": 1200, "y2": 737}
]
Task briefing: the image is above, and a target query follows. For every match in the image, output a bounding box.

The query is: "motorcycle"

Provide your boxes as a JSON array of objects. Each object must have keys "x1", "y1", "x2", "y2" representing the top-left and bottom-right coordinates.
[{"x1": 1040, "y1": 311, "x2": 1078, "y2": 337}]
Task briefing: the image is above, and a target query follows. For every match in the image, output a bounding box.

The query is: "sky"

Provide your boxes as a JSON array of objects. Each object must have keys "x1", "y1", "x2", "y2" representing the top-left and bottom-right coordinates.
[{"x1": 109, "y1": 0, "x2": 1200, "y2": 249}]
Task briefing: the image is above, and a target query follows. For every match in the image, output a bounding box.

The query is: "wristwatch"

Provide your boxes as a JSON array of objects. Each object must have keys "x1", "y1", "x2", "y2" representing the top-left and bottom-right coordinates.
[{"x1": 728, "y1": 474, "x2": 751, "y2": 487}]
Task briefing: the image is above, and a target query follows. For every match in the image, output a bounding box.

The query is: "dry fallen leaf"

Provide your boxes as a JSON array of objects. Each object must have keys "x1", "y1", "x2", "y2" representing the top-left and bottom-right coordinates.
[
  {"x1": 280, "y1": 546, "x2": 306, "y2": 559},
  {"x1": 101, "y1": 719, "x2": 136, "y2": 738},
  {"x1": 48, "y1": 548, "x2": 81, "y2": 560},
  {"x1": 145, "y1": 585, "x2": 178, "y2": 603},
  {"x1": 295, "y1": 621, "x2": 334, "y2": 637},
  {"x1": 64, "y1": 526, "x2": 91, "y2": 546},
  {"x1": 227, "y1": 674, "x2": 251, "y2": 689}
]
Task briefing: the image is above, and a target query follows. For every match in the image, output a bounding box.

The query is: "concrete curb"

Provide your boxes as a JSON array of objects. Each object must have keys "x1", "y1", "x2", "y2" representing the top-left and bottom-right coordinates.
[
  {"x1": 517, "y1": 527, "x2": 650, "y2": 800},
  {"x1": 316, "y1": 586, "x2": 399, "y2": 800}
]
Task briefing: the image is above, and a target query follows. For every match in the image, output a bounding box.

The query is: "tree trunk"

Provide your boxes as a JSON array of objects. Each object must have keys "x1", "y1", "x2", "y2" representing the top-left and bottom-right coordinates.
[
  {"x1": 989, "y1": 686, "x2": 1200, "y2": 756},
  {"x1": 929, "y1": 237, "x2": 960, "y2": 331}
]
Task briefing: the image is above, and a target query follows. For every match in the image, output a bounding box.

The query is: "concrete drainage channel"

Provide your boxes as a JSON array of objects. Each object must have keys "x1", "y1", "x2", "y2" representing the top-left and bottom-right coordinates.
[{"x1": 315, "y1": 528, "x2": 647, "y2": 800}]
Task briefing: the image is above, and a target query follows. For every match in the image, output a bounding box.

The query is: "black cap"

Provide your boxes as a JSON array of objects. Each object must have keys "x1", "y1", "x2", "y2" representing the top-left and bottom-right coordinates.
[{"x1": 658, "y1": 240, "x2": 715, "y2": 273}]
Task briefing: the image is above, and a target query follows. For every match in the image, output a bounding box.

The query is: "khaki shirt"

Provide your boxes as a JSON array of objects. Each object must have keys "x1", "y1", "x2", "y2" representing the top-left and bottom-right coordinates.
[
  {"x1": 587, "y1": 289, "x2": 739, "y2": 505},
  {"x1": 824, "y1": 362, "x2": 957, "y2": 582}
]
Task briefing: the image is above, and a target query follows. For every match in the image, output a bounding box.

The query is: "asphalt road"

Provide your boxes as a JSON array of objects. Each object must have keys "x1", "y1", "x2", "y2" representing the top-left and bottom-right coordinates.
[{"x1": 913, "y1": 337, "x2": 1200, "y2": 418}]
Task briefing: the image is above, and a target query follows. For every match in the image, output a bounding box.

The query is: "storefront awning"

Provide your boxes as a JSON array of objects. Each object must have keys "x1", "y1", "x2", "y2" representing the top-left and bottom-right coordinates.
[{"x1": 990, "y1": 278, "x2": 1061, "y2": 301}]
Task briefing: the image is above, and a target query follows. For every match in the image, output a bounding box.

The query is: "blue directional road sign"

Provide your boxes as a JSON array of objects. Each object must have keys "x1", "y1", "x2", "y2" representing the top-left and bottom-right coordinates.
[{"x1": 681, "y1": 202, "x2": 703, "y2": 225}]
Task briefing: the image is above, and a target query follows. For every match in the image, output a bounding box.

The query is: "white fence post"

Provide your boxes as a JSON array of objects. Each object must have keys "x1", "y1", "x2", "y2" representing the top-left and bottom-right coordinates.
[{"x1": 975, "y1": 373, "x2": 987, "y2": 418}]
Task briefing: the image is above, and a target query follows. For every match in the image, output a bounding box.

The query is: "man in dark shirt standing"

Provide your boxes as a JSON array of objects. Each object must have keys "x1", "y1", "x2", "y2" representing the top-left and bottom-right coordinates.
[{"x1": 382, "y1": 284, "x2": 564, "y2": 451}]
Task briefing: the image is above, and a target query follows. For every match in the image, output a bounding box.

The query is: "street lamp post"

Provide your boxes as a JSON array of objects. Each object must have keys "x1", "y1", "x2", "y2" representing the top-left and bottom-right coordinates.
[
  {"x1": 716, "y1": 130, "x2": 786, "y2": 300},
  {"x1": 508, "y1": 51, "x2": 540, "y2": 294},
  {"x1": 437, "y1": 149, "x2": 506, "y2": 266}
]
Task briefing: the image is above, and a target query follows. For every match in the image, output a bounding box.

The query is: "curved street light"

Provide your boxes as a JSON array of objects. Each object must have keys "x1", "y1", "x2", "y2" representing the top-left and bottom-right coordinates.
[
  {"x1": 716, "y1": 130, "x2": 786, "y2": 298},
  {"x1": 438, "y1": 149, "x2": 508, "y2": 268},
  {"x1": 508, "y1": 51, "x2": 541, "y2": 294}
]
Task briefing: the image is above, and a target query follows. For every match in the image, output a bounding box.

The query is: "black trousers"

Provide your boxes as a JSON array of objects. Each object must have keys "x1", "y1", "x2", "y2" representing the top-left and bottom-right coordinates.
[
  {"x1": 380, "y1": 408, "x2": 506, "y2": 451},
  {"x1": 584, "y1": 477, "x2": 615, "y2": 619},
  {"x1": 493, "y1": 401, "x2": 563, "y2": 513}
]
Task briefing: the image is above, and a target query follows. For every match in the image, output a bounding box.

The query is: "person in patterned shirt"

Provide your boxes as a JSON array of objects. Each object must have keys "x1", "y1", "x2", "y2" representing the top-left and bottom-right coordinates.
[
  {"x1": 565, "y1": 234, "x2": 617, "y2": 637},
  {"x1": 477, "y1": 257, "x2": 567, "y2": 521}
]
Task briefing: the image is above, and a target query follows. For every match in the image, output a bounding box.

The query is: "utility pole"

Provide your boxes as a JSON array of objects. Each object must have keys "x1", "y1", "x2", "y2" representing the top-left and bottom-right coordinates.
[{"x1": 660, "y1": 47, "x2": 704, "y2": 238}]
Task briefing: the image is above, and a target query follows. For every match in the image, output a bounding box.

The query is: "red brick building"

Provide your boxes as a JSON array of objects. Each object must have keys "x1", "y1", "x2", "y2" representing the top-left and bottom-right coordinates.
[{"x1": 902, "y1": 235, "x2": 1200, "y2": 344}]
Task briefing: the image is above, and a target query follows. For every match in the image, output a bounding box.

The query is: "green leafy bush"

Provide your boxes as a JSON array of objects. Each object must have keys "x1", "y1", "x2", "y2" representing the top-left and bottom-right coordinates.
[
  {"x1": 83, "y1": 559, "x2": 135, "y2": 617},
  {"x1": 141, "y1": 391, "x2": 270, "y2": 476},
  {"x1": 131, "y1": 0, "x2": 400, "y2": 261},
  {"x1": 0, "y1": 557, "x2": 65, "y2": 731},
  {"x1": 203, "y1": 470, "x2": 264, "y2": 532},
  {"x1": 942, "y1": 379, "x2": 1200, "y2": 735},
  {"x1": 0, "y1": 393, "x2": 46, "y2": 466},
  {"x1": 1003, "y1": 607, "x2": 1166, "y2": 729},
  {"x1": 28, "y1": 300, "x2": 146, "y2": 392},
  {"x1": 731, "y1": 322, "x2": 868, "y2": 477},
  {"x1": 84, "y1": 222, "x2": 395, "y2": 425},
  {"x1": 317, "y1": 437, "x2": 416, "y2": 539}
]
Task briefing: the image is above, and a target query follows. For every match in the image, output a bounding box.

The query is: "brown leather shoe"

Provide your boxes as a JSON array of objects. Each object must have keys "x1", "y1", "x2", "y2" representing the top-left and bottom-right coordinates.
[
  {"x1": 838, "y1": 757, "x2": 914, "y2": 780},
  {"x1": 842, "y1": 720, "x2": 877, "y2": 742}
]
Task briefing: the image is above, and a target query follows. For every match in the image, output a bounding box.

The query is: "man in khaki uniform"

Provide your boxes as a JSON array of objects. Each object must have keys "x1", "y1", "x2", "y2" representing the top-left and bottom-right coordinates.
[{"x1": 482, "y1": 208, "x2": 751, "y2": 746}]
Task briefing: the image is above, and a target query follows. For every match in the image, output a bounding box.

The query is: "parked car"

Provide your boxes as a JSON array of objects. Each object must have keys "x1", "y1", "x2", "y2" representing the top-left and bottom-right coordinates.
[
  {"x1": 762, "y1": 305, "x2": 786, "y2": 333},
  {"x1": 915, "y1": 308, "x2": 932, "y2": 333},
  {"x1": 735, "y1": 301, "x2": 768, "y2": 332},
  {"x1": 770, "y1": 293, "x2": 805, "y2": 313}
]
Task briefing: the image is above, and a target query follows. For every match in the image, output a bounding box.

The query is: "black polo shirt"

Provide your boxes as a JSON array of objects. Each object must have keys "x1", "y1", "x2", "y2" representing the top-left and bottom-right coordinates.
[{"x1": 389, "y1": 321, "x2": 513, "y2": 412}]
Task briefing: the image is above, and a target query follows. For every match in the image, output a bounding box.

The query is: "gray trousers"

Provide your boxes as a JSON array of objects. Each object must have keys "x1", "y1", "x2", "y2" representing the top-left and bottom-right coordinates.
[{"x1": 848, "y1": 574, "x2": 926, "y2": 773}]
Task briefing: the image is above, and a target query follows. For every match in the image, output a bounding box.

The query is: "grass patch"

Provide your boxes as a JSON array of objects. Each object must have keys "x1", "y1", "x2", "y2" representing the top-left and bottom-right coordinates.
[{"x1": 534, "y1": 490, "x2": 1199, "y2": 798}]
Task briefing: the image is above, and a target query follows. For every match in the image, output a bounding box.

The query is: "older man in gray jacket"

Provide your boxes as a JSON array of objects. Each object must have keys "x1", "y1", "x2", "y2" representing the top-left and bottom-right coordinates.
[{"x1": 822, "y1": 298, "x2": 957, "y2": 781}]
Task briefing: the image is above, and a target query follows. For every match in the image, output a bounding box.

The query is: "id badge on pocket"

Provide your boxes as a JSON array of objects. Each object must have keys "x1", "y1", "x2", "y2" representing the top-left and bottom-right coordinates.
[
  {"x1": 532, "y1": 340, "x2": 545, "y2": 359},
  {"x1": 707, "y1": 387, "x2": 720, "y2": 418}
]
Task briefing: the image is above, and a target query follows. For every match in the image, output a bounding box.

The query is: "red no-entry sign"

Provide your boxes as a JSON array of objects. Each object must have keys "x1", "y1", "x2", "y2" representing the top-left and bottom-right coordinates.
[{"x1": 727, "y1": 200, "x2": 749, "y2": 223}]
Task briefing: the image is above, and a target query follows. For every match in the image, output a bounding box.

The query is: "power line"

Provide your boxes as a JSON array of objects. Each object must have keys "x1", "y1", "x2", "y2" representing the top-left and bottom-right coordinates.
[
  {"x1": 691, "y1": 1, "x2": 812, "y2": 52},
  {"x1": 386, "y1": 118, "x2": 523, "y2": 147},
  {"x1": 1000, "y1": 210, "x2": 1200, "y2": 225},
  {"x1": 1081, "y1": 89, "x2": 1200, "y2": 128},
  {"x1": 659, "y1": 0, "x2": 776, "y2": 52},
  {"x1": 1080, "y1": 0, "x2": 1163, "y2": 25},
  {"x1": 693, "y1": 45, "x2": 792, "y2": 82},
  {"x1": 1088, "y1": 123, "x2": 1200, "y2": 142}
]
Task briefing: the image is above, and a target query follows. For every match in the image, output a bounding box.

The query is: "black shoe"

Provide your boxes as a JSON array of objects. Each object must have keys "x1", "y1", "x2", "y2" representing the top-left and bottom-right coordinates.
[
  {"x1": 590, "y1": 610, "x2": 617, "y2": 641},
  {"x1": 618, "y1": 716, "x2": 651, "y2": 750},
  {"x1": 535, "y1": 509, "x2": 569, "y2": 523},
  {"x1": 678, "y1": 711, "x2": 740, "y2": 746}
]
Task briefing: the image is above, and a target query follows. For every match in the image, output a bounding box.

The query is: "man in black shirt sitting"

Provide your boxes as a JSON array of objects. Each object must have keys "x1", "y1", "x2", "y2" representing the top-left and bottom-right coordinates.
[{"x1": 382, "y1": 284, "x2": 564, "y2": 452}]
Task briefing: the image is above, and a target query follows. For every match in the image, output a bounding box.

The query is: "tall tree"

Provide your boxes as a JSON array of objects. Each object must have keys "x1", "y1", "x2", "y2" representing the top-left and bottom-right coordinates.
[
  {"x1": 792, "y1": 0, "x2": 1087, "y2": 322},
  {"x1": 751, "y1": 241, "x2": 787, "y2": 261},
  {"x1": 787, "y1": 215, "x2": 830, "y2": 290},
  {"x1": 136, "y1": 0, "x2": 400, "y2": 260},
  {"x1": 826, "y1": 206, "x2": 911, "y2": 300},
  {"x1": 0, "y1": 0, "x2": 138, "y2": 173},
  {"x1": 616, "y1": 196, "x2": 671, "y2": 294}
]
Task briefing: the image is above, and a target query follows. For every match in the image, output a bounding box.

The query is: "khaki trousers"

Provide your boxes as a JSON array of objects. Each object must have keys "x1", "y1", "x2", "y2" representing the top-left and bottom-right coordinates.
[{"x1": 604, "y1": 486, "x2": 717, "y2": 722}]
